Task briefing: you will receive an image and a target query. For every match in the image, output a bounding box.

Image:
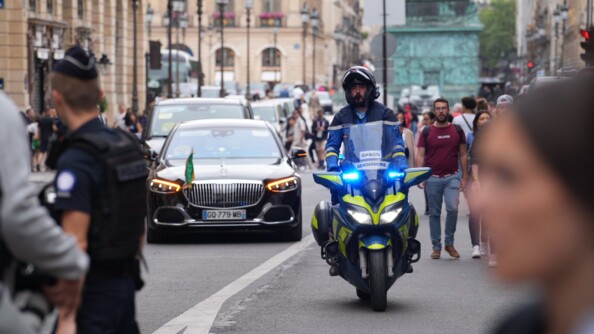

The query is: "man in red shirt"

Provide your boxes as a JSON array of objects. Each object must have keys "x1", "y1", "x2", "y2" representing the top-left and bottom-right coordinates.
[{"x1": 416, "y1": 98, "x2": 468, "y2": 259}]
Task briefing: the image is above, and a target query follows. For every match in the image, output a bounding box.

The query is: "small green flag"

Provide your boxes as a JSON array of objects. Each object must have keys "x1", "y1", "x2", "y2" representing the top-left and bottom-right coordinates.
[{"x1": 185, "y1": 149, "x2": 195, "y2": 186}]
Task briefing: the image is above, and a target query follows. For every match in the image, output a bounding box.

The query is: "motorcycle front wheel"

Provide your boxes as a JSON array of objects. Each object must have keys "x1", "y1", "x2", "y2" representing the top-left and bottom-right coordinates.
[{"x1": 368, "y1": 250, "x2": 388, "y2": 312}]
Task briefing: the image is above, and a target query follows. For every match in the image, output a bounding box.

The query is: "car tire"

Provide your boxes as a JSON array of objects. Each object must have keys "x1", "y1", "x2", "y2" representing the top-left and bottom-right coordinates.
[{"x1": 281, "y1": 211, "x2": 303, "y2": 242}]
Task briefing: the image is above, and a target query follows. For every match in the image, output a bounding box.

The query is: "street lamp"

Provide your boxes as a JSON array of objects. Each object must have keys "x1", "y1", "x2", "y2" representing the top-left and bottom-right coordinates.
[
  {"x1": 166, "y1": 0, "x2": 173, "y2": 98},
  {"x1": 245, "y1": 0, "x2": 253, "y2": 100},
  {"x1": 217, "y1": 0, "x2": 228, "y2": 97},
  {"x1": 553, "y1": 8, "x2": 560, "y2": 72},
  {"x1": 97, "y1": 54, "x2": 112, "y2": 76},
  {"x1": 310, "y1": 8, "x2": 319, "y2": 90},
  {"x1": 273, "y1": 26, "x2": 279, "y2": 82},
  {"x1": 300, "y1": 4, "x2": 309, "y2": 85},
  {"x1": 132, "y1": 0, "x2": 139, "y2": 114},
  {"x1": 146, "y1": 4, "x2": 154, "y2": 39},
  {"x1": 197, "y1": 0, "x2": 203, "y2": 97},
  {"x1": 559, "y1": 1, "x2": 569, "y2": 69},
  {"x1": 176, "y1": 11, "x2": 189, "y2": 98}
]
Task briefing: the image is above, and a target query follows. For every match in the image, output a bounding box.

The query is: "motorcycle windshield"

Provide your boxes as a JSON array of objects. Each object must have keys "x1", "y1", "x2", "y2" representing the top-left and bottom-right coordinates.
[{"x1": 344, "y1": 121, "x2": 398, "y2": 182}]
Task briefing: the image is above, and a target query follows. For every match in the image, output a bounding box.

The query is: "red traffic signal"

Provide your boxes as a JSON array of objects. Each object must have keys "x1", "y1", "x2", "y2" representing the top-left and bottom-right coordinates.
[
  {"x1": 527, "y1": 61, "x2": 534, "y2": 69},
  {"x1": 580, "y1": 27, "x2": 594, "y2": 66}
]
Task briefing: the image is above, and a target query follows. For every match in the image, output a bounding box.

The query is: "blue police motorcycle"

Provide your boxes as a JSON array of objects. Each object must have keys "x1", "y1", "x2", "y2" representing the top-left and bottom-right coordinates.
[{"x1": 311, "y1": 122, "x2": 431, "y2": 311}]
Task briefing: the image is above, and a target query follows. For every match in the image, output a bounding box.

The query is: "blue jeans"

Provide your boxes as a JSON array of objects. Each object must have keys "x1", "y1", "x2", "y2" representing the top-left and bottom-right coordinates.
[{"x1": 426, "y1": 175, "x2": 461, "y2": 250}]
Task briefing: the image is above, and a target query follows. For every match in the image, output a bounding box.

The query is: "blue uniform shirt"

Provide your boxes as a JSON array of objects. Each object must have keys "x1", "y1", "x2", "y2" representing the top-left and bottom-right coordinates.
[
  {"x1": 54, "y1": 118, "x2": 120, "y2": 215},
  {"x1": 325, "y1": 101, "x2": 408, "y2": 171}
]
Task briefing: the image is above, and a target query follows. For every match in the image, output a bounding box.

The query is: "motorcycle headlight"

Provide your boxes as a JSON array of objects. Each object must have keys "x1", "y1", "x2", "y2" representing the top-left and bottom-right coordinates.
[
  {"x1": 347, "y1": 209, "x2": 373, "y2": 225},
  {"x1": 380, "y1": 206, "x2": 403, "y2": 224},
  {"x1": 150, "y1": 179, "x2": 182, "y2": 194},
  {"x1": 266, "y1": 176, "x2": 299, "y2": 192}
]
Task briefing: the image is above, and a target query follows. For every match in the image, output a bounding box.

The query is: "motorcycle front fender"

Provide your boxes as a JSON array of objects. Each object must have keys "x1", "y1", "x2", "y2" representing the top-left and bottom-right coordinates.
[{"x1": 359, "y1": 234, "x2": 391, "y2": 250}]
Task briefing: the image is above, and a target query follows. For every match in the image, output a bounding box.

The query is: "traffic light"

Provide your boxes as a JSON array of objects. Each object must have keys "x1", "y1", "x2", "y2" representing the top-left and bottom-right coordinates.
[
  {"x1": 527, "y1": 61, "x2": 534, "y2": 71},
  {"x1": 580, "y1": 27, "x2": 594, "y2": 67}
]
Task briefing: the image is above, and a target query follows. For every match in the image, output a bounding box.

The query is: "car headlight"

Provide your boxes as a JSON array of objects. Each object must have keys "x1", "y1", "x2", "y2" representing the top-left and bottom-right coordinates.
[
  {"x1": 380, "y1": 207, "x2": 403, "y2": 224},
  {"x1": 266, "y1": 176, "x2": 299, "y2": 192},
  {"x1": 347, "y1": 209, "x2": 373, "y2": 225},
  {"x1": 150, "y1": 179, "x2": 182, "y2": 194}
]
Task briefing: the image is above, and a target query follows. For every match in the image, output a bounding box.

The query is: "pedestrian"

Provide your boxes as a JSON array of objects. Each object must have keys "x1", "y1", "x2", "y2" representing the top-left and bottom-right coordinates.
[
  {"x1": 48, "y1": 45, "x2": 147, "y2": 333},
  {"x1": 113, "y1": 103, "x2": 127, "y2": 129},
  {"x1": 396, "y1": 111, "x2": 415, "y2": 168},
  {"x1": 0, "y1": 92, "x2": 88, "y2": 334},
  {"x1": 416, "y1": 98, "x2": 468, "y2": 259},
  {"x1": 308, "y1": 90, "x2": 321, "y2": 115},
  {"x1": 483, "y1": 74, "x2": 594, "y2": 334},
  {"x1": 476, "y1": 98, "x2": 489, "y2": 113},
  {"x1": 493, "y1": 94, "x2": 513, "y2": 118},
  {"x1": 418, "y1": 111, "x2": 436, "y2": 216},
  {"x1": 312, "y1": 109, "x2": 329, "y2": 169},
  {"x1": 279, "y1": 85, "x2": 290, "y2": 98},
  {"x1": 451, "y1": 102, "x2": 463, "y2": 118},
  {"x1": 453, "y1": 96, "x2": 476, "y2": 138},
  {"x1": 285, "y1": 117, "x2": 295, "y2": 152},
  {"x1": 126, "y1": 112, "x2": 143, "y2": 140},
  {"x1": 291, "y1": 108, "x2": 314, "y2": 170},
  {"x1": 36, "y1": 108, "x2": 56, "y2": 172},
  {"x1": 465, "y1": 110, "x2": 492, "y2": 259},
  {"x1": 292, "y1": 85, "x2": 305, "y2": 108},
  {"x1": 26, "y1": 112, "x2": 40, "y2": 172}
]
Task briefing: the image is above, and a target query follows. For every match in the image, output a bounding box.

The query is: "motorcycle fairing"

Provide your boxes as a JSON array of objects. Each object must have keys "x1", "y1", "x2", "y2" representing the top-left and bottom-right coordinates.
[{"x1": 359, "y1": 234, "x2": 391, "y2": 250}]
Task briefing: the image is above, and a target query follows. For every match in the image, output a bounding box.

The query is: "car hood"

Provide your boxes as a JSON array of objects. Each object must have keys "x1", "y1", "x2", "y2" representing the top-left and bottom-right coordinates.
[
  {"x1": 155, "y1": 159, "x2": 295, "y2": 182},
  {"x1": 145, "y1": 137, "x2": 167, "y2": 154}
]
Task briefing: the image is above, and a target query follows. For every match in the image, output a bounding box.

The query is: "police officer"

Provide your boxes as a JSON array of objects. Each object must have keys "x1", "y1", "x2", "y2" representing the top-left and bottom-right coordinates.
[
  {"x1": 50, "y1": 46, "x2": 147, "y2": 333},
  {"x1": 325, "y1": 66, "x2": 408, "y2": 172},
  {"x1": 0, "y1": 91, "x2": 88, "y2": 333}
]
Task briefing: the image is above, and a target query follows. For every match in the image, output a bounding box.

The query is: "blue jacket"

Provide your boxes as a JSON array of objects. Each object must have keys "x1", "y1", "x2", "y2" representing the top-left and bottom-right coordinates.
[{"x1": 325, "y1": 101, "x2": 408, "y2": 171}]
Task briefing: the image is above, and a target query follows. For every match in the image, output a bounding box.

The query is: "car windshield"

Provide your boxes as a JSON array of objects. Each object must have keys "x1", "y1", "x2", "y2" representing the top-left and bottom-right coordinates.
[
  {"x1": 150, "y1": 104, "x2": 244, "y2": 137},
  {"x1": 252, "y1": 106, "x2": 277, "y2": 122},
  {"x1": 165, "y1": 127, "x2": 281, "y2": 163}
]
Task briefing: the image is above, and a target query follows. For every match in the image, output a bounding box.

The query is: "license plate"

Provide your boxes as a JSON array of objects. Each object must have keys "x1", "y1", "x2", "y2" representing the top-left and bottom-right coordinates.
[{"x1": 202, "y1": 210, "x2": 246, "y2": 220}]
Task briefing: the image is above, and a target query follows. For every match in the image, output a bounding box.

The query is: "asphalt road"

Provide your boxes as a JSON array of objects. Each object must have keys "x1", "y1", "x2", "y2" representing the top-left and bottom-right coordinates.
[{"x1": 135, "y1": 171, "x2": 526, "y2": 334}]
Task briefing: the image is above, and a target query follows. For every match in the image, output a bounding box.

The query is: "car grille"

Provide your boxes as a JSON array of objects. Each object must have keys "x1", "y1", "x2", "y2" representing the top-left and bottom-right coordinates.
[{"x1": 184, "y1": 181, "x2": 265, "y2": 208}]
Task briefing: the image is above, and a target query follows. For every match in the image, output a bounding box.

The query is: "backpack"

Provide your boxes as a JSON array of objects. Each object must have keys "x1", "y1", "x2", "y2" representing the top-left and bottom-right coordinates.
[
  {"x1": 422, "y1": 124, "x2": 465, "y2": 156},
  {"x1": 70, "y1": 130, "x2": 148, "y2": 261}
]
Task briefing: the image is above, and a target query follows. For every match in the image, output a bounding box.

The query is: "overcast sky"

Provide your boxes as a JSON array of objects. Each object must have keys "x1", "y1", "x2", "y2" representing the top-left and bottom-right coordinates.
[{"x1": 362, "y1": 0, "x2": 406, "y2": 27}]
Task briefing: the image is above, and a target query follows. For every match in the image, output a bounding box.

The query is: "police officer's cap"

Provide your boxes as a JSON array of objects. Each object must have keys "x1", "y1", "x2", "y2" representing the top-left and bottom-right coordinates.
[{"x1": 52, "y1": 45, "x2": 98, "y2": 80}]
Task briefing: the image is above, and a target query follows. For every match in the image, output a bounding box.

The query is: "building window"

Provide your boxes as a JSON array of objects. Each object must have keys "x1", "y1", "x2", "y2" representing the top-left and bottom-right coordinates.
[
  {"x1": 262, "y1": 0, "x2": 281, "y2": 12},
  {"x1": 212, "y1": 0, "x2": 235, "y2": 27},
  {"x1": 259, "y1": 0, "x2": 283, "y2": 27},
  {"x1": 29, "y1": 0, "x2": 36, "y2": 12},
  {"x1": 47, "y1": 0, "x2": 53, "y2": 14},
  {"x1": 77, "y1": 0, "x2": 84, "y2": 20},
  {"x1": 262, "y1": 48, "x2": 281, "y2": 68},
  {"x1": 215, "y1": 48, "x2": 235, "y2": 67}
]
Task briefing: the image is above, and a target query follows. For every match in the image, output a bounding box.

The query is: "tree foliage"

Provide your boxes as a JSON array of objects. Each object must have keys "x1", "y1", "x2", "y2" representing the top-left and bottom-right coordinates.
[{"x1": 479, "y1": 0, "x2": 516, "y2": 69}]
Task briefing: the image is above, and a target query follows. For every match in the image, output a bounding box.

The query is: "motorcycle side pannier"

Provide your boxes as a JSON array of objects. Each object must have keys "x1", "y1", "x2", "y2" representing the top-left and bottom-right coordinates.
[{"x1": 311, "y1": 201, "x2": 332, "y2": 246}]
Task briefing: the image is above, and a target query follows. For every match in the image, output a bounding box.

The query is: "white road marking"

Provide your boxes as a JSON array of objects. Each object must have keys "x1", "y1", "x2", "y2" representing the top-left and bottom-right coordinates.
[{"x1": 152, "y1": 235, "x2": 316, "y2": 334}]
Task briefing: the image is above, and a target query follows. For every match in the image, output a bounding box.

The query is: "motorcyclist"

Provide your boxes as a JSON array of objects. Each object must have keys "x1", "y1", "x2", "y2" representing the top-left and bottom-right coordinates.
[{"x1": 325, "y1": 66, "x2": 408, "y2": 172}]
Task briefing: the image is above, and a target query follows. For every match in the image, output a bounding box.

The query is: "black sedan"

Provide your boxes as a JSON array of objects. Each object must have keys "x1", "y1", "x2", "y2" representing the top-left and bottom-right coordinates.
[{"x1": 146, "y1": 119, "x2": 304, "y2": 243}]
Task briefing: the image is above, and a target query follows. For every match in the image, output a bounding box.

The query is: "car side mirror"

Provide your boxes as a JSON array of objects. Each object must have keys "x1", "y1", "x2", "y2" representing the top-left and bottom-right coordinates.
[
  {"x1": 291, "y1": 148, "x2": 307, "y2": 159},
  {"x1": 279, "y1": 117, "x2": 286, "y2": 124},
  {"x1": 144, "y1": 148, "x2": 158, "y2": 161}
]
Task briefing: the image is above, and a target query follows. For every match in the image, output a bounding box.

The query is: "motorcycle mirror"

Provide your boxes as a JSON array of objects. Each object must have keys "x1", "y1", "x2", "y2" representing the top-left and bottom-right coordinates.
[
  {"x1": 401, "y1": 167, "x2": 432, "y2": 188},
  {"x1": 313, "y1": 172, "x2": 343, "y2": 191}
]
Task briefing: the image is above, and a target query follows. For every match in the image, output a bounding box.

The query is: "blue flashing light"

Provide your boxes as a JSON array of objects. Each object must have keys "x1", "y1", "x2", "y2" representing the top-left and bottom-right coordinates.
[
  {"x1": 388, "y1": 171, "x2": 405, "y2": 179},
  {"x1": 342, "y1": 172, "x2": 360, "y2": 181}
]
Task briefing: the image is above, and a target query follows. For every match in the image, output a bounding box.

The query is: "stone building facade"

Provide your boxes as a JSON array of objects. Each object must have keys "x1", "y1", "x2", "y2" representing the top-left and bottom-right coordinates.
[
  {"x1": 146, "y1": 0, "x2": 362, "y2": 90},
  {"x1": 0, "y1": 0, "x2": 148, "y2": 121},
  {"x1": 517, "y1": 0, "x2": 592, "y2": 79}
]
